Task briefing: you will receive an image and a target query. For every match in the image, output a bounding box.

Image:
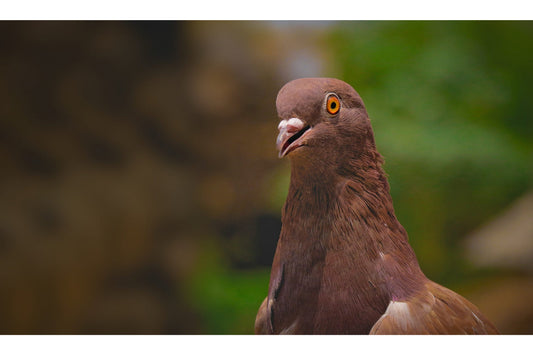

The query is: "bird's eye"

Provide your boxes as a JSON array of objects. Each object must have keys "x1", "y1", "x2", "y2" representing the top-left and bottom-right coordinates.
[{"x1": 326, "y1": 94, "x2": 340, "y2": 115}]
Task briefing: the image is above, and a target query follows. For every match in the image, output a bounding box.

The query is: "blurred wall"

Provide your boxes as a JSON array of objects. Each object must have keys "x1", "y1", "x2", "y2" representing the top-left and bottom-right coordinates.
[{"x1": 0, "y1": 21, "x2": 307, "y2": 333}]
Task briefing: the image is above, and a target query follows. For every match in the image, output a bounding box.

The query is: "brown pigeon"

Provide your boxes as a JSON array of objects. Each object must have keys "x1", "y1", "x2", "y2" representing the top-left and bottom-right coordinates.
[{"x1": 255, "y1": 78, "x2": 499, "y2": 335}]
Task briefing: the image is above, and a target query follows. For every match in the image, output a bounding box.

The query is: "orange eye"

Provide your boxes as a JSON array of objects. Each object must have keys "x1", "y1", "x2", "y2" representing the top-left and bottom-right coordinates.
[{"x1": 326, "y1": 94, "x2": 340, "y2": 115}]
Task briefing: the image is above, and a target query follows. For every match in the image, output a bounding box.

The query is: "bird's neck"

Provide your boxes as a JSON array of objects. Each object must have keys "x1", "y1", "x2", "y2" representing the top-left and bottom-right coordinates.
[
  {"x1": 284, "y1": 153, "x2": 395, "y2": 232},
  {"x1": 282, "y1": 155, "x2": 426, "y2": 298}
]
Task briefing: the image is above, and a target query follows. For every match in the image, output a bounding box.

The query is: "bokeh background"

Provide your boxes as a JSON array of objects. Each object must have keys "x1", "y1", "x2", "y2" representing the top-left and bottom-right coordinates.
[{"x1": 0, "y1": 21, "x2": 532, "y2": 334}]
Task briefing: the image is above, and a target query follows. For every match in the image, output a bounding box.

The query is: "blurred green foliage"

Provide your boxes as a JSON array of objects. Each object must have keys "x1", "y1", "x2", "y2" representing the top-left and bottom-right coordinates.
[
  {"x1": 329, "y1": 21, "x2": 533, "y2": 282},
  {"x1": 183, "y1": 240, "x2": 270, "y2": 334}
]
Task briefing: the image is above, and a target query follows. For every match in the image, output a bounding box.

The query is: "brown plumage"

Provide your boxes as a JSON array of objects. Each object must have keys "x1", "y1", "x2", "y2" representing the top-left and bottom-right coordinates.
[{"x1": 255, "y1": 78, "x2": 498, "y2": 335}]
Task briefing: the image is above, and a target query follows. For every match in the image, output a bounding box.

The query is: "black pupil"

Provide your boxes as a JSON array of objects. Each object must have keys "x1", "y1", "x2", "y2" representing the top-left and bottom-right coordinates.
[{"x1": 330, "y1": 101, "x2": 336, "y2": 109}]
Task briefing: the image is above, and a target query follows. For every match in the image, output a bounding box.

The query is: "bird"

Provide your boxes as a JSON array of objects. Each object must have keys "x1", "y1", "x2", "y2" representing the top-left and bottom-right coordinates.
[{"x1": 255, "y1": 77, "x2": 499, "y2": 335}]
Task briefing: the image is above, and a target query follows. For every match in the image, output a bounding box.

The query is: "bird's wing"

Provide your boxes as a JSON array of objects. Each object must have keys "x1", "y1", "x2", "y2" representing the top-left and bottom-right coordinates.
[
  {"x1": 370, "y1": 280, "x2": 499, "y2": 334},
  {"x1": 255, "y1": 296, "x2": 270, "y2": 334}
]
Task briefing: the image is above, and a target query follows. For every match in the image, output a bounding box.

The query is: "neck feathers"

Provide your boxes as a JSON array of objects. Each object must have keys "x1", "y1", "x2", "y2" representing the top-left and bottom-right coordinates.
[
  {"x1": 284, "y1": 148, "x2": 394, "y2": 236},
  {"x1": 282, "y1": 148, "x2": 425, "y2": 295}
]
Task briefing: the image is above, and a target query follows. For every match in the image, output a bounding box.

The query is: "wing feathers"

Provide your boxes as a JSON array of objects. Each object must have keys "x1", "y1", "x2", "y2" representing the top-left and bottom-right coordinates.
[
  {"x1": 370, "y1": 280, "x2": 498, "y2": 334},
  {"x1": 254, "y1": 297, "x2": 270, "y2": 334}
]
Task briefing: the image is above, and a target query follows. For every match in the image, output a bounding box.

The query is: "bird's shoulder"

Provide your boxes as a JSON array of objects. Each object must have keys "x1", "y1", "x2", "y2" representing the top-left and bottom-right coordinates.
[
  {"x1": 255, "y1": 296, "x2": 271, "y2": 334},
  {"x1": 370, "y1": 280, "x2": 499, "y2": 334}
]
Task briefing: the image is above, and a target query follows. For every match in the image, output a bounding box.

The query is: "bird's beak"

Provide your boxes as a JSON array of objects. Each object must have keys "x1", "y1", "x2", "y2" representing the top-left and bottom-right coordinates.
[{"x1": 276, "y1": 117, "x2": 310, "y2": 158}]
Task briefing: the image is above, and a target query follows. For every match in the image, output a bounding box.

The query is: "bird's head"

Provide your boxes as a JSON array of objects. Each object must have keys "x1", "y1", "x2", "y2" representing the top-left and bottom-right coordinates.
[{"x1": 276, "y1": 78, "x2": 377, "y2": 173}]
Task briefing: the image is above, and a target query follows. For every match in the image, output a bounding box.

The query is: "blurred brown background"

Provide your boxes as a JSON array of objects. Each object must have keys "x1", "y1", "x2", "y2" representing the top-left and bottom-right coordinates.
[{"x1": 0, "y1": 21, "x2": 532, "y2": 334}]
